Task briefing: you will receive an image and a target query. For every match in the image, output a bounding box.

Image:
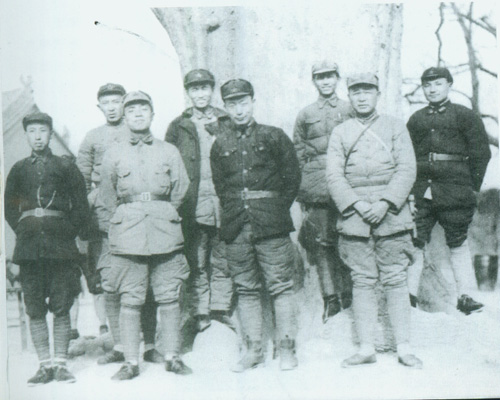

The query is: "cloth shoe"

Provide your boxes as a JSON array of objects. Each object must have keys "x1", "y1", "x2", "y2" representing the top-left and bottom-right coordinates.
[
  {"x1": 111, "y1": 362, "x2": 139, "y2": 381},
  {"x1": 398, "y1": 354, "x2": 423, "y2": 369},
  {"x1": 323, "y1": 294, "x2": 341, "y2": 323},
  {"x1": 231, "y1": 340, "x2": 264, "y2": 373},
  {"x1": 27, "y1": 364, "x2": 53, "y2": 386},
  {"x1": 165, "y1": 356, "x2": 193, "y2": 375},
  {"x1": 143, "y1": 349, "x2": 164, "y2": 363},
  {"x1": 341, "y1": 353, "x2": 377, "y2": 368},
  {"x1": 53, "y1": 364, "x2": 76, "y2": 383},
  {"x1": 279, "y1": 337, "x2": 298, "y2": 371},
  {"x1": 97, "y1": 350, "x2": 125, "y2": 365},
  {"x1": 457, "y1": 294, "x2": 484, "y2": 315}
]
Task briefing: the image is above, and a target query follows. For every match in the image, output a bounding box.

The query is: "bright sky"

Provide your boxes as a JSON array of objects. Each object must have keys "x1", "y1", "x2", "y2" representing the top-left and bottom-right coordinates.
[{"x1": 1, "y1": 0, "x2": 498, "y2": 187}]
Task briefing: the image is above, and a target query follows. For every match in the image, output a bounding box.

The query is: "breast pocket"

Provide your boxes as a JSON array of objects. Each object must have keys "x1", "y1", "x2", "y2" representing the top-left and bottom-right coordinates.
[
  {"x1": 219, "y1": 147, "x2": 238, "y2": 171},
  {"x1": 252, "y1": 141, "x2": 273, "y2": 167},
  {"x1": 155, "y1": 163, "x2": 171, "y2": 193},
  {"x1": 116, "y1": 165, "x2": 132, "y2": 192},
  {"x1": 304, "y1": 117, "x2": 322, "y2": 138}
]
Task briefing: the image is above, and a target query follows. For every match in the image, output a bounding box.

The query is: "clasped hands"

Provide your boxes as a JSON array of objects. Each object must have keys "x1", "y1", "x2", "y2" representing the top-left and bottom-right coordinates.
[{"x1": 353, "y1": 200, "x2": 389, "y2": 225}]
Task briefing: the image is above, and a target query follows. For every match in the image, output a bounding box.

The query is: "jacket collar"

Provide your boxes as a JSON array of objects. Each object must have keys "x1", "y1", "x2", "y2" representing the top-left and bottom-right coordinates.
[
  {"x1": 427, "y1": 99, "x2": 451, "y2": 114},
  {"x1": 129, "y1": 132, "x2": 153, "y2": 145},
  {"x1": 317, "y1": 94, "x2": 338, "y2": 109},
  {"x1": 179, "y1": 107, "x2": 227, "y2": 133},
  {"x1": 30, "y1": 148, "x2": 52, "y2": 163}
]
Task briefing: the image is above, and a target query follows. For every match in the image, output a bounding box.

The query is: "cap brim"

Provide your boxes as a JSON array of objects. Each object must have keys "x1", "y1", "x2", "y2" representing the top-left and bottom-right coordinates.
[
  {"x1": 347, "y1": 82, "x2": 378, "y2": 89},
  {"x1": 223, "y1": 92, "x2": 251, "y2": 100},
  {"x1": 98, "y1": 90, "x2": 125, "y2": 97},
  {"x1": 312, "y1": 68, "x2": 337, "y2": 75}
]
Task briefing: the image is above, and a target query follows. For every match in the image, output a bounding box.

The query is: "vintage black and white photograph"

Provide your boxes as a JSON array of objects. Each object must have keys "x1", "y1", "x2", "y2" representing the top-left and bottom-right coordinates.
[{"x1": 1, "y1": 0, "x2": 499, "y2": 399}]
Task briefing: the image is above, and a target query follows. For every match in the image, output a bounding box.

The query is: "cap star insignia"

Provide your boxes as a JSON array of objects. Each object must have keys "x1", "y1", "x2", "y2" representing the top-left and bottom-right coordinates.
[
  {"x1": 196, "y1": 73, "x2": 202, "y2": 78},
  {"x1": 231, "y1": 87, "x2": 238, "y2": 92}
]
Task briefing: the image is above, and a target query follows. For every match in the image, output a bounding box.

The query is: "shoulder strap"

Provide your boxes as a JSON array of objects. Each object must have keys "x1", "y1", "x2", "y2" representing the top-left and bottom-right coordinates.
[{"x1": 344, "y1": 116, "x2": 379, "y2": 171}]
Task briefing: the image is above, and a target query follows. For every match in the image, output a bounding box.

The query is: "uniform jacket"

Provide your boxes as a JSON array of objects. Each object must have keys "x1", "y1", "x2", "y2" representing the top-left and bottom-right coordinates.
[
  {"x1": 293, "y1": 95, "x2": 352, "y2": 204},
  {"x1": 5, "y1": 149, "x2": 89, "y2": 263},
  {"x1": 76, "y1": 120, "x2": 129, "y2": 233},
  {"x1": 407, "y1": 101, "x2": 491, "y2": 209},
  {"x1": 326, "y1": 114, "x2": 416, "y2": 237},
  {"x1": 209, "y1": 117, "x2": 301, "y2": 243},
  {"x1": 98, "y1": 132, "x2": 190, "y2": 256},
  {"x1": 165, "y1": 107, "x2": 227, "y2": 225}
]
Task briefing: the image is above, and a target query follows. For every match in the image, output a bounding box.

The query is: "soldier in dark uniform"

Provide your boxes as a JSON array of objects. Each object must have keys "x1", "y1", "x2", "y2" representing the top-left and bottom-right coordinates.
[
  {"x1": 294, "y1": 60, "x2": 353, "y2": 323},
  {"x1": 166, "y1": 69, "x2": 234, "y2": 333},
  {"x1": 406, "y1": 67, "x2": 491, "y2": 314},
  {"x1": 210, "y1": 79, "x2": 301, "y2": 372},
  {"x1": 5, "y1": 112, "x2": 89, "y2": 385}
]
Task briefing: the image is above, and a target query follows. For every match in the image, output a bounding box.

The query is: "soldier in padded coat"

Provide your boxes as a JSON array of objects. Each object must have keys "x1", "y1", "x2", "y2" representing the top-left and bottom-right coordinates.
[{"x1": 326, "y1": 73, "x2": 422, "y2": 369}]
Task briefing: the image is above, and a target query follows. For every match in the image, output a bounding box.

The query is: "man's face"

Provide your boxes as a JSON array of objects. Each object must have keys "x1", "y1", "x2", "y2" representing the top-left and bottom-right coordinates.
[
  {"x1": 348, "y1": 84, "x2": 380, "y2": 115},
  {"x1": 124, "y1": 102, "x2": 154, "y2": 132},
  {"x1": 224, "y1": 95, "x2": 255, "y2": 126},
  {"x1": 187, "y1": 83, "x2": 214, "y2": 109},
  {"x1": 25, "y1": 123, "x2": 52, "y2": 152},
  {"x1": 422, "y1": 78, "x2": 451, "y2": 104},
  {"x1": 97, "y1": 94, "x2": 124, "y2": 124},
  {"x1": 313, "y1": 72, "x2": 338, "y2": 97}
]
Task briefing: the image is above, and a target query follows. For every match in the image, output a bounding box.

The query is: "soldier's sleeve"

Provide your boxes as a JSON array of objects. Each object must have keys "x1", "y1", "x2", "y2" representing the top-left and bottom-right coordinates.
[
  {"x1": 325, "y1": 127, "x2": 361, "y2": 214},
  {"x1": 165, "y1": 118, "x2": 178, "y2": 144},
  {"x1": 97, "y1": 148, "x2": 118, "y2": 232},
  {"x1": 459, "y1": 108, "x2": 492, "y2": 191},
  {"x1": 210, "y1": 138, "x2": 225, "y2": 204},
  {"x1": 4, "y1": 162, "x2": 22, "y2": 231},
  {"x1": 66, "y1": 161, "x2": 90, "y2": 234},
  {"x1": 293, "y1": 111, "x2": 307, "y2": 170},
  {"x1": 380, "y1": 122, "x2": 417, "y2": 211},
  {"x1": 168, "y1": 146, "x2": 190, "y2": 211},
  {"x1": 275, "y1": 128, "x2": 301, "y2": 208},
  {"x1": 76, "y1": 132, "x2": 94, "y2": 193}
]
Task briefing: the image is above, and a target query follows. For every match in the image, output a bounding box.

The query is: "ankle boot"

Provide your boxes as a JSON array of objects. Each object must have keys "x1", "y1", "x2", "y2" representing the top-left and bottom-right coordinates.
[
  {"x1": 279, "y1": 336, "x2": 298, "y2": 371},
  {"x1": 231, "y1": 340, "x2": 264, "y2": 372}
]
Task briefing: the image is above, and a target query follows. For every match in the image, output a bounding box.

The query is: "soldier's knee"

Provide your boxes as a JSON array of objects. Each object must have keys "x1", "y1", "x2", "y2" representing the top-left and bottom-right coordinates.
[{"x1": 26, "y1": 306, "x2": 48, "y2": 320}]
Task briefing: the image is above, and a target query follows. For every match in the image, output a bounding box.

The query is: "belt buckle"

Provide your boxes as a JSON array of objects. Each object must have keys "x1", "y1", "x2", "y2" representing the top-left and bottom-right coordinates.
[
  {"x1": 429, "y1": 153, "x2": 434, "y2": 162},
  {"x1": 141, "y1": 192, "x2": 151, "y2": 201},
  {"x1": 35, "y1": 208, "x2": 44, "y2": 217}
]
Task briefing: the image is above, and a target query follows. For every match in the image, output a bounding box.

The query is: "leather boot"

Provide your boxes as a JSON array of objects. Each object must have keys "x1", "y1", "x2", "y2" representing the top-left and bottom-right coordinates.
[{"x1": 231, "y1": 340, "x2": 264, "y2": 372}]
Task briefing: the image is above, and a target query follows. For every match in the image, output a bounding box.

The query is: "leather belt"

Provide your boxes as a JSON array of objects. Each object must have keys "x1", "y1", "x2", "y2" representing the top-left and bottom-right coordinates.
[
  {"x1": 119, "y1": 192, "x2": 169, "y2": 204},
  {"x1": 350, "y1": 179, "x2": 390, "y2": 188},
  {"x1": 427, "y1": 153, "x2": 469, "y2": 162},
  {"x1": 19, "y1": 208, "x2": 65, "y2": 221},
  {"x1": 223, "y1": 190, "x2": 280, "y2": 200}
]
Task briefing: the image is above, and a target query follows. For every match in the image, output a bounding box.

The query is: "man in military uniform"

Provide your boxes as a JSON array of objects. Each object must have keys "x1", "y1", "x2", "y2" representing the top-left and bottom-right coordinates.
[
  {"x1": 5, "y1": 112, "x2": 89, "y2": 384},
  {"x1": 210, "y1": 79, "x2": 301, "y2": 371},
  {"x1": 77, "y1": 83, "x2": 162, "y2": 364},
  {"x1": 326, "y1": 73, "x2": 422, "y2": 369},
  {"x1": 166, "y1": 69, "x2": 234, "y2": 333},
  {"x1": 294, "y1": 60, "x2": 353, "y2": 323},
  {"x1": 406, "y1": 67, "x2": 491, "y2": 314},
  {"x1": 98, "y1": 91, "x2": 192, "y2": 380}
]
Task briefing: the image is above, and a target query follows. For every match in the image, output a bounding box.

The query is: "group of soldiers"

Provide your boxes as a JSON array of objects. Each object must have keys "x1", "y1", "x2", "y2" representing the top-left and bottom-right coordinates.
[{"x1": 4, "y1": 60, "x2": 491, "y2": 385}]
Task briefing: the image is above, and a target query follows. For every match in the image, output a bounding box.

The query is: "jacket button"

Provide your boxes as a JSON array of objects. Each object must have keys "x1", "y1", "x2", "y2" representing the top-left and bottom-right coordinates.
[
  {"x1": 242, "y1": 150, "x2": 247, "y2": 155},
  {"x1": 244, "y1": 204, "x2": 249, "y2": 209},
  {"x1": 431, "y1": 129, "x2": 435, "y2": 132},
  {"x1": 428, "y1": 179, "x2": 432, "y2": 183},
  {"x1": 191, "y1": 156, "x2": 196, "y2": 160},
  {"x1": 243, "y1": 169, "x2": 248, "y2": 174}
]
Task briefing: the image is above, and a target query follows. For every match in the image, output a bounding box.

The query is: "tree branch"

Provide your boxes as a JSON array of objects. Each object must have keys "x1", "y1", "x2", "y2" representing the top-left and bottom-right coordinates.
[
  {"x1": 477, "y1": 64, "x2": 498, "y2": 78},
  {"x1": 435, "y1": 3, "x2": 446, "y2": 66},
  {"x1": 455, "y1": 11, "x2": 497, "y2": 36}
]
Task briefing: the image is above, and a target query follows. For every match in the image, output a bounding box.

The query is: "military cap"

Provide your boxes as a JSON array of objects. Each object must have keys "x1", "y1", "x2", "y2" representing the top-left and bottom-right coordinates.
[
  {"x1": 220, "y1": 79, "x2": 254, "y2": 100},
  {"x1": 312, "y1": 60, "x2": 339, "y2": 76},
  {"x1": 123, "y1": 91, "x2": 153, "y2": 110},
  {"x1": 97, "y1": 83, "x2": 126, "y2": 99},
  {"x1": 420, "y1": 67, "x2": 453, "y2": 84},
  {"x1": 346, "y1": 73, "x2": 379, "y2": 89},
  {"x1": 184, "y1": 69, "x2": 215, "y2": 89},
  {"x1": 22, "y1": 112, "x2": 53, "y2": 130}
]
